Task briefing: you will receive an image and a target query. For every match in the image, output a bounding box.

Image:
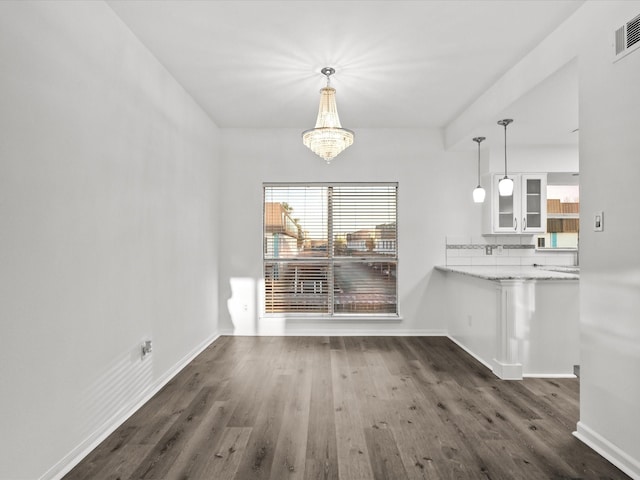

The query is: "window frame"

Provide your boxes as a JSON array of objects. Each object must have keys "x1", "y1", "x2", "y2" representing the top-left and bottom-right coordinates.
[{"x1": 262, "y1": 182, "x2": 399, "y2": 319}]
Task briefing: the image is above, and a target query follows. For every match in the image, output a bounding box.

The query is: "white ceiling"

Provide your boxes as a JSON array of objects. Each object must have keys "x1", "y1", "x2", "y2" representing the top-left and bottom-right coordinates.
[
  {"x1": 477, "y1": 58, "x2": 579, "y2": 148},
  {"x1": 107, "y1": 0, "x2": 582, "y2": 145}
]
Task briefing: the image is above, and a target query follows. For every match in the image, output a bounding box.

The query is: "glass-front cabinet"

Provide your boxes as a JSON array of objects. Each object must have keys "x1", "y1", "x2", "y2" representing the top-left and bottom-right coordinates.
[
  {"x1": 485, "y1": 173, "x2": 547, "y2": 234},
  {"x1": 522, "y1": 174, "x2": 545, "y2": 232}
]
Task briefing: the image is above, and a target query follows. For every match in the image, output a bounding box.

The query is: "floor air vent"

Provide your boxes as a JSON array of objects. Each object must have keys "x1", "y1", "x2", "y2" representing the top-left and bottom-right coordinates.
[{"x1": 614, "y1": 12, "x2": 640, "y2": 62}]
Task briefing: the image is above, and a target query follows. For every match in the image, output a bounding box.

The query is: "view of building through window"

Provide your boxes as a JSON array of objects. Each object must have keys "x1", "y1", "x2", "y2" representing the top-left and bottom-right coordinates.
[
  {"x1": 263, "y1": 183, "x2": 398, "y2": 315},
  {"x1": 540, "y1": 184, "x2": 580, "y2": 249}
]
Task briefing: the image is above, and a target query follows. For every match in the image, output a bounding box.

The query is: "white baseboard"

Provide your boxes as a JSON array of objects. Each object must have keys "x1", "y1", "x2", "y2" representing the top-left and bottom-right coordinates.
[
  {"x1": 523, "y1": 373, "x2": 577, "y2": 379},
  {"x1": 223, "y1": 328, "x2": 447, "y2": 336},
  {"x1": 492, "y1": 358, "x2": 523, "y2": 380},
  {"x1": 574, "y1": 421, "x2": 640, "y2": 480},
  {"x1": 43, "y1": 333, "x2": 220, "y2": 480},
  {"x1": 445, "y1": 335, "x2": 495, "y2": 372}
]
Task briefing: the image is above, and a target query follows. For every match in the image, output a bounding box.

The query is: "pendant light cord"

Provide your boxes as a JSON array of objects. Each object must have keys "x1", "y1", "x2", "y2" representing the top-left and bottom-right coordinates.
[
  {"x1": 472, "y1": 136, "x2": 485, "y2": 185},
  {"x1": 497, "y1": 119, "x2": 513, "y2": 178},
  {"x1": 503, "y1": 122, "x2": 508, "y2": 177},
  {"x1": 477, "y1": 140, "x2": 482, "y2": 184}
]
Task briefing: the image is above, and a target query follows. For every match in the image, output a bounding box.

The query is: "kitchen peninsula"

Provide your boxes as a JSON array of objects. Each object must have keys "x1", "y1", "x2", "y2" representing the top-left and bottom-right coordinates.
[{"x1": 435, "y1": 265, "x2": 579, "y2": 380}]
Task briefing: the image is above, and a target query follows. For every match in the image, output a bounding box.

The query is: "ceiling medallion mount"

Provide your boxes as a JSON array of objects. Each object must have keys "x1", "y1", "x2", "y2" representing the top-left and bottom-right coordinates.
[
  {"x1": 320, "y1": 67, "x2": 335, "y2": 77},
  {"x1": 302, "y1": 67, "x2": 354, "y2": 164}
]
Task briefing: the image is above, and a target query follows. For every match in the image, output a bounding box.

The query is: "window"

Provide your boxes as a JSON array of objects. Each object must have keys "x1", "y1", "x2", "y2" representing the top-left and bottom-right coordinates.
[
  {"x1": 540, "y1": 182, "x2": 579, "y2": 249},
  {"x1": 263, "y1": 183, "x2": 398, "y2": 316}
]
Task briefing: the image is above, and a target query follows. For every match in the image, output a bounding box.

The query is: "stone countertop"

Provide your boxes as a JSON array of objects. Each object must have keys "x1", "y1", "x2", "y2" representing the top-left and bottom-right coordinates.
[{"x1": 434, "y1": 265, "x2": 579, "y2": 281}]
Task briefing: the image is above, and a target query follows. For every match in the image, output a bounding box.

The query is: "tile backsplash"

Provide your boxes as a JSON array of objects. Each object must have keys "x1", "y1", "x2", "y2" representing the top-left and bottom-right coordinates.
[{"x1": 445, "y1": 235, "x2": 577, "y2": 267}]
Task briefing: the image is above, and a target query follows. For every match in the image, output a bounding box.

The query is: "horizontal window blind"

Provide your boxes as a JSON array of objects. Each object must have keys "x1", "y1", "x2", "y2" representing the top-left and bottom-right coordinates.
[
  {"x1": 263, "y1": 183, "x2": 397, "y2": 316},
  {"x1": 333, "y1": 184, "x2": 397, "y2": 258}
]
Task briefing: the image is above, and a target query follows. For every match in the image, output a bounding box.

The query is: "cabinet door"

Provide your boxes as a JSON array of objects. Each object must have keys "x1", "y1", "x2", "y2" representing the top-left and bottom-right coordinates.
[
  {"x1": 521, "y1": 174, "x2": 547, "y2": 233},
  {"x1": 493, "y1": 175, "x2": 520, "y2": 233}
]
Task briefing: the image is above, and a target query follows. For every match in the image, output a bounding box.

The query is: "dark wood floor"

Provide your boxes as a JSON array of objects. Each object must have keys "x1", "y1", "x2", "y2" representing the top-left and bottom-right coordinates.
[{"x1": 64, "y1": 336, "x2": 629, "y2": 480}]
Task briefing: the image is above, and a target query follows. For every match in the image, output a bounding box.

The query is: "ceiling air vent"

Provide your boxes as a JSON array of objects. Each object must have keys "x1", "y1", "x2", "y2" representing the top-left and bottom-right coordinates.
[{"x1": 614, "y1": 12, "x2": 640, "y2": 62}]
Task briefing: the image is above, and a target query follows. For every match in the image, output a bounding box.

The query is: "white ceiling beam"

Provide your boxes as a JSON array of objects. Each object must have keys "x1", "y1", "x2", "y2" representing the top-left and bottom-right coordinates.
[{"x1": 443, "y1": 3, "x2": 591, "y2": 150}]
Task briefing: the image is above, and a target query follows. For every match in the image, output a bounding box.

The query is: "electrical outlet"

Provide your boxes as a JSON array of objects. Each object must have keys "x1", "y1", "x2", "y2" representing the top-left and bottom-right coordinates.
[
  {"x1": 141, "y1": 340, "x2": 153, "y2": 358},
  {"x1": 496, "y1": 245, "x2": 504, "y2": 255},
  {"x1": 485, "y1": 245, "x2": 493, "y2": 255}
]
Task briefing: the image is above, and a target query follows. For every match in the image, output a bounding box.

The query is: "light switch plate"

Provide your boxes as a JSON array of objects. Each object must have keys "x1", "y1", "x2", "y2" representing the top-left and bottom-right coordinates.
[{"x1": 594, "y1": 211, "x2": 604, "y2": 232}]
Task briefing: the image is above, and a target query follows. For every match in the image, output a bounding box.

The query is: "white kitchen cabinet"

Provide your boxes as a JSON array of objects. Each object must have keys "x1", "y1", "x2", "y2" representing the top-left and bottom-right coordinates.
[{"x1": 483, "y1": 173, "x2": 547, "y2": 234}]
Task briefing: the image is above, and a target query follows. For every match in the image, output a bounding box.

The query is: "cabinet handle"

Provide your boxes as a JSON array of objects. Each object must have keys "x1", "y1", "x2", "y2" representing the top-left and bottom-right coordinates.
[
  {"x1": 514, "y1": 217, "x2": 518, "y2": 231},
  {"x1": 523, "y1": 217, "x2": 527, "y2": 231}
]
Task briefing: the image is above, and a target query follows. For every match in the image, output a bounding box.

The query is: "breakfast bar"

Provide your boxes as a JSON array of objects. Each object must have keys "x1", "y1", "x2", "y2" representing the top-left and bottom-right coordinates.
[{"x1": 435, "y1": 265, "x2": 579, "y2": 380}]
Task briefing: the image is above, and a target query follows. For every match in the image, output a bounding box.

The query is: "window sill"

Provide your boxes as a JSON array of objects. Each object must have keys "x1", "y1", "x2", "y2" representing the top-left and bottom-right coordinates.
[{"x1": 260, "y1": 314, "x2": 403, "y2": 323}]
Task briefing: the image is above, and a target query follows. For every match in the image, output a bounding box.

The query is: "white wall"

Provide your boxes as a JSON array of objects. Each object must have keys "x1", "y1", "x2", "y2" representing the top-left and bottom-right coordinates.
[
  {"x1": 219, "y1": 128, "x2": 481, "y2": 335},
  {"x1": 441, "y1": 271, "x2": 498, "y2": 369},
  {"x1": 488, "y1": 145, "x2": 579, "y2": 174},
  {"x1": 0, "y1": 2, "x2": 220, "y2": 479},
  {"x1": 575, "y1": 2, "x2": 640, "y2": 478}
]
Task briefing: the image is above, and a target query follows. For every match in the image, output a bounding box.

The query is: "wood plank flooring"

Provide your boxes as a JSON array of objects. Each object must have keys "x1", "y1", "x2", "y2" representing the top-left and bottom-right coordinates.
[{"x1": 64, "y1": 336, "x2": 630, "y2": 480}]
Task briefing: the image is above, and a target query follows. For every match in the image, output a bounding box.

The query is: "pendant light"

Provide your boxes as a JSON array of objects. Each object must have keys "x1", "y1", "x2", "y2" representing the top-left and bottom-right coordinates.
[
  {"x1": 497, "y1": 119, "x2": 514, "y2": 196},
  {"x1": 472, "y1": 136, "x2": 486, "y2": 203},
  {"x1": 302, "y1": 67, "x2": 354, "y2": 164}
]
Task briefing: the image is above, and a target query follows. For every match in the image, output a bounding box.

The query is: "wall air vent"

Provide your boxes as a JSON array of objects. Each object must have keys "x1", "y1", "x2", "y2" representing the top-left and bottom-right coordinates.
[{"x1": 614, "y1": 12, "x2": 640, "y2": 62}]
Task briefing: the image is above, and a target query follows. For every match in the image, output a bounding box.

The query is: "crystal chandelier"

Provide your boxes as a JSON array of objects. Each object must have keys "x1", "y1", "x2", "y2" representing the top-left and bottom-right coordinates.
[{"x1": 302, "y1": 67, "x2": 354, "y2": 163}]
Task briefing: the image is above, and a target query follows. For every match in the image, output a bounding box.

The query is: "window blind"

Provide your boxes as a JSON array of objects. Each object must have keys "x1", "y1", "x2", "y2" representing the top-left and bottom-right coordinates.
[{"x1": 263, "y1": 183, "x2": 397, "y2": 316}]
